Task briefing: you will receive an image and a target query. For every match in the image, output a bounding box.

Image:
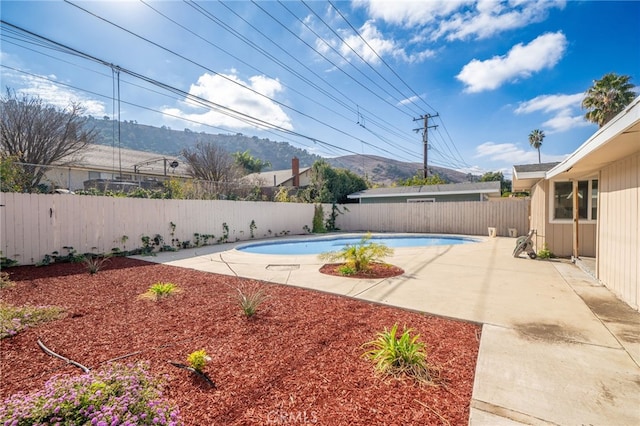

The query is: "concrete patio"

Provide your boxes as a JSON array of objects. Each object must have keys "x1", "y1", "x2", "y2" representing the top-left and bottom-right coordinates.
[{"x1": 133, "y1": 235, "x2": 640, "y2": 425}]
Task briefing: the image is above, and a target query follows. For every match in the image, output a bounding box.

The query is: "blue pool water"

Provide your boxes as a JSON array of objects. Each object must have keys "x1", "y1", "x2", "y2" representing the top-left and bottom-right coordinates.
[{"x1": 236, "y1": 234, "x2": 478, "y2": 255}]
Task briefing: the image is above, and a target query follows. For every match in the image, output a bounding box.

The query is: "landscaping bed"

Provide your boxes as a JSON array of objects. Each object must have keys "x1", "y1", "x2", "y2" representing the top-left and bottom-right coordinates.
[{"x1": 1, "y1": 257, "x2": 480, "y2": 425}]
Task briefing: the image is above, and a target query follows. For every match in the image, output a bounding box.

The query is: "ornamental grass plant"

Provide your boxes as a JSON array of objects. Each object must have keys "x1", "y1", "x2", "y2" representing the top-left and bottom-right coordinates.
[
  {"x1": 362, "y1": 323, "x2": 440, "y2": 385},
  {"x1": 139, "y1": 282, "x2": 181, "y2": 301}
]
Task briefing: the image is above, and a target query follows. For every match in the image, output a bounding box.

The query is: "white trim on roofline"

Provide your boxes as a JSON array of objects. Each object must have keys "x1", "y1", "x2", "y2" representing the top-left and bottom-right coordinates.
[{"x1": 348, "y1": 188, "x2": 500, "y2": 199}]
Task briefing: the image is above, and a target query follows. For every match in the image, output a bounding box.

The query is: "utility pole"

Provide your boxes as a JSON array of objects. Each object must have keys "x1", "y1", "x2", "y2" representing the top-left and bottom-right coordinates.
[{"x1": 413, "y1": 113, "x2": 438, "y2": 178}]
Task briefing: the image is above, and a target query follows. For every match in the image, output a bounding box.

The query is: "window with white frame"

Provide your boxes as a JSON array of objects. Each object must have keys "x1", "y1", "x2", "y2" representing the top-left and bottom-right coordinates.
[
  {"x1": 552, "y1": 179, "x2": 598, "y2": 221},
  {"x1": 407, "y1": 198, "x2": 435, "y2": 203}
]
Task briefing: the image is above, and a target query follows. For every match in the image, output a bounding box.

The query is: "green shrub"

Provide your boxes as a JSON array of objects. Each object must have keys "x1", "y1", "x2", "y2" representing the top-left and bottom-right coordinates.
[
  {"x1": 312, "y1": 204, "x2": 326, "y2": 233},
  {"x1": 362, "y1": 323, "x2": 438, "y2": 384},
  {"x1": 139, "y1": 282, "x2": 181, "y2": 301},
  {"x1": 0, "y1": 271, "x2": 13, "y2": 289},
  {"x1": 337, "y1": 265, "x2": 357, "y2": 275},
  {"x1": 1, "y1": 303, "x2": 65, "y2": 339},
  {"x1": 537, "y1": 243, "x2": 554, "y2": 259},
  {"x1": 0, "y1": 362, "x2": 182, "y2": 425},
  {"x1": 319, "y1": 233, "x2": 393, "y2": 273},
  {"x1": 187, "y1": 349, "x2": 211, "y2": 373}
]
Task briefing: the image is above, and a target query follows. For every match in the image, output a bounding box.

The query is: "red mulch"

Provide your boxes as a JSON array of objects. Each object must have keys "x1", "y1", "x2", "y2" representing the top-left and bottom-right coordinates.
[{"x1": 0, "y1": 257, "x2": 480, "y2": 425}]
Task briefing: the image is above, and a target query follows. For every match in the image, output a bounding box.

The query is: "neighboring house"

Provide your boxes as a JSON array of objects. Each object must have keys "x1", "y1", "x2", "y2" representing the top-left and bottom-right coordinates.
[
  {"x1": 513, "y1": 96, "x2": 639, "y2": 310},
  {"x1": 242, "y1": 157, "x2": 311, "y2": 188},
  {"x1": 347, "y1": 181, "x2": 502, "y2": 204},
  {"x1": 45, "y1": 144, "x2": 185, "y2": 191}
]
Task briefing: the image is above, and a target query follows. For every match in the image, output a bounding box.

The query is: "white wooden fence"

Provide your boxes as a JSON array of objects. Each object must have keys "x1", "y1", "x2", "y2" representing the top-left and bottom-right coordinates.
[
  {"x1": 336, "y1": 199, "x2": 529, "y2": 237},
  {"x1": 0, "y1": 193, "x2": 529, "y2": 265}
]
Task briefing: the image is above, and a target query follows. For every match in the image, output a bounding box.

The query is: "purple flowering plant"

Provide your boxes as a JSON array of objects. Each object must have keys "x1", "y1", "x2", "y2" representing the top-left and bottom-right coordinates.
[
  {"x1": 0, "y1": 362, "x2": 183, "y2": 425},
  {"x1": 0, "y1": 302, "x2": 65, "y2": 339}
]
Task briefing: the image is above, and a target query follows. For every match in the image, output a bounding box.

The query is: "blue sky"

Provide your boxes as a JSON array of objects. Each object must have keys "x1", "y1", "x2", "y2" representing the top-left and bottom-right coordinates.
[{"x1": 1, "y1": 0, "x2": 639, "y2": 178}]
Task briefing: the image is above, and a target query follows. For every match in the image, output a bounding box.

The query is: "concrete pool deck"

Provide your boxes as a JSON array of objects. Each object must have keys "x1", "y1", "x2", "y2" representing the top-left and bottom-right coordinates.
[{"x1": 133, "y1": 235, "x2": 640, "y2": 425}]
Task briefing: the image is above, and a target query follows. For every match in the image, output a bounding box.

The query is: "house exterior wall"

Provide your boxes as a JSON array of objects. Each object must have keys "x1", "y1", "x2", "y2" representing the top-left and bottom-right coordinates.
[
  {"x1": 598, "y1": 152, "x2": 639, "y2": 310},
  {"x1": 529, "y1": 180, "x2": 597, "y2": 257},
  {"x1": 358, "y1": 193, "x2": 487, "y2": 204}
]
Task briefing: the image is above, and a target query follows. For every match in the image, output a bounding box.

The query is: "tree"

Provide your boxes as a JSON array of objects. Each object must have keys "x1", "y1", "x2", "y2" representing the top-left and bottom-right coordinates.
[
  {"x1": 479, "y1": 171, "x2": 512, "y2": 194},
  {"x1": 528, "y1": 129, "x2": 545, "y2": 164},
  {"x1": 582, "y1": 73, "x2": 635, "y2": 127},
  {"x1": 397, "y1": 173, "x2": 446, "y2": 186},
  {"x1": 232, "y1": 150, "x2": 271, "y2": 174},
  {"x1": 0, "y1": 89, "x2": 97, "y2": 191},
  {"x1": 301, "y1": 160, "x2": 367, "y2": 204},
  {"x1": 181, "y1": 142, "x2": 240, "y2": 197}
]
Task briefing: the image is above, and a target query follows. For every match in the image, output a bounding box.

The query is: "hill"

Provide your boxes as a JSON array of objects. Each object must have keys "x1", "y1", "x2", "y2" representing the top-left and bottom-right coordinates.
[
  {"x1": 87, "y1": 118, "x2": 475, "y2": 185},
  {"x1": 327, "y1": 155, "x2": 473, "y2": 185}
]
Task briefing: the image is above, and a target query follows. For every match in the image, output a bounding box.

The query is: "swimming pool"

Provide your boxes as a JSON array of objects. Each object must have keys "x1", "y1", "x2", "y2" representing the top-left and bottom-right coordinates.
[{"x1": 236, "y1": 234, "x2": 479, "y2": 255}]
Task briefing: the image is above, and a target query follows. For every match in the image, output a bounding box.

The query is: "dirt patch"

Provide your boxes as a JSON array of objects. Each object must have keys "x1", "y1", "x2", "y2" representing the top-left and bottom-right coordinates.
[{"x1": 1, "y1": 258, "x2": 479, "y2": 425}]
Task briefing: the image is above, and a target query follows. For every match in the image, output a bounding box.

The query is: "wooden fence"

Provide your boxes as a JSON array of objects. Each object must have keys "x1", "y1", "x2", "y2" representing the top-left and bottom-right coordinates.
[
  {"x1": 336, "y1": 199, "x2": 529, "y2": 237},
  {"x1": 0, "y1": 193, "x2": 529, "y2": 265}
]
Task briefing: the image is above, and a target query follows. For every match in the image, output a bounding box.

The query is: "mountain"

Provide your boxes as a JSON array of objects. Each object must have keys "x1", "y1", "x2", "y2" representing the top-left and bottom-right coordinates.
[
  {"x1": 86, "y1": 118, "x2": 475, "y2": 185},
  {"x1": 87, "y1": 117, "x2": 322, "y2": 170},
  {"x1": 327, "y1": 155, "x2": 474, "y2": 185}
]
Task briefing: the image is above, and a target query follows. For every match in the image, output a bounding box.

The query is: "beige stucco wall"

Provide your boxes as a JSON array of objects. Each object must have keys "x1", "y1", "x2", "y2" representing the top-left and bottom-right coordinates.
[
  {"x1": 529, "y1": 179, "x2": 597, "y2": 257},
  {"x1": 598, "y1": 151, "x2": 639, "y2": 310}
]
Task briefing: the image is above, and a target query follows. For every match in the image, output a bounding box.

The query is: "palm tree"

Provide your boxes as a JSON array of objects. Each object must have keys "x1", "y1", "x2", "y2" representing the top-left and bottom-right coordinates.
[
  {"x1": 528, "y1": 129, "x2": 545, "y2": 164},
  {"x1": 582, "y1": 73, "x2": 635, "y2": 127}
]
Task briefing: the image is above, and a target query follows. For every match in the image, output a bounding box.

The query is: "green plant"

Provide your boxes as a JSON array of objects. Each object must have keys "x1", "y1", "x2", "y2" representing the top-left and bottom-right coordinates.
[
  {"x1": 537, "y1": 243, "x2": 554, "y2": 259},
  {"x1": 36, "y1": 254, "x2": 53, "y2": 267},
  {"x1": 0, "y1": 272, "x2": 14, "y2": 289},
  {"x1": 83, "y1": 254, "x2": 110, "y2": 274},
  {"x1": 221, "y1": 222, "x2": 229, "y2": 243},
  {"x1": 0, "y1": 253, "x2": 18, "y2": 268},
  {"x1": 233, "y1": 283, "x2": 268, "y2": 318},
  {"x1": 312, "y1": 204, "x2": 326, "y2": 233},
  {"x1": 319, "y1": 233, "x2": 393, "y2": 273},
  {"x1": 186, "y1": 349, "x2": 211, "y2": 373},
  {"x1": 140, "y1": 235, "x2": 155, "y2": 256},
  {"x1": 362, "y1": 323, "x2": 437, "y2": 384},
  {"x1": 337, "y1": 265, "x2": 357, "y2": 276},
  {"x1": 325, "y1": 203, "x2": 347, "y2": 231},
  {"x1": 0, "y1": 362, "x2": 182, "y2": 424},
  {"x1": 139, "y1": 282, "x2": 181, "y2": 301},
  {"x1": 61, "y1": 246, "x2": 84, "y2": 263},
  {"x1": 1, "y1": 303, "x2": 65, "y2": 339},
  {"x1": 249, "y1": 220, "x2": 257, "y2": 238}
]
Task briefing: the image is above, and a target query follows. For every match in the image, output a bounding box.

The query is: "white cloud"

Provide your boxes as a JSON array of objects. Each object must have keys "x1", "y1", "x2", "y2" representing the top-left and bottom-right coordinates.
[
  {"x1": 514, "y1": 93, "x2": 582, "y2": 114},
  {"x1": 315, "y1": 19, "x2": 434, "y2": 65},
  {"x1": 475, "y1": 141, "x2": 567, "y2": 164},
  {"x1": 456, "y1": 32, "x2": 567, "y2": 93},
  {"x1": 515, "y1": 93, "x2": 590, "y2": 133},
  {"x1": 353, "y1": 0, "x2": 565, "y2": 41},
  {"x1": 541, "y1": 111, "x2": 589, "y2": 133},
  {"x1": 162, "y1": 72, "x2": 293, "y2": 131},
  {"x1": 11, "y1": 73, "x2": 107, "y2": 117},
  {"x1": 398, "y1": 95, "x2": 419, "y2": 106},
  {"x1": 352, "y1": 0, "x2": 471, "y2": 28},
  {"x1": 431, "y1": 0, "x2": 566, "y2": 41}
]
